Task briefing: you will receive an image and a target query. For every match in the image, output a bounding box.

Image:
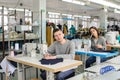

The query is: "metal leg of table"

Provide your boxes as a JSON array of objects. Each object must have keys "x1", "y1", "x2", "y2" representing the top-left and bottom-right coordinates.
[
  {"x1": 96, "y1": 57, "x2": 101, "y2": 65},
  {"x1": 36, "y1": 68, "x2": 38, "y2": 78},
  {"x1": 22, "y1": 65, "x2": 25, "y2": 80},
  {"x1": 46, "y1": 71, "x2": 54, "y2": 80},
  {"x1": 17, "y1": 63, "x2": 25, "y2": 80},
  {"x1": 80, "y1": 54, "x2": 87, "y2": 70}
]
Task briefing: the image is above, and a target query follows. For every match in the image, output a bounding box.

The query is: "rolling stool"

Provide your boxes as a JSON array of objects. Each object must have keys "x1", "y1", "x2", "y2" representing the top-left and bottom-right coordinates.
[
  {"x1": 31, "y1": 78, "x2": 41, "y2": 80},
  {"x1": 0, "y1": 68, "x2": 4, "y2": 80}
]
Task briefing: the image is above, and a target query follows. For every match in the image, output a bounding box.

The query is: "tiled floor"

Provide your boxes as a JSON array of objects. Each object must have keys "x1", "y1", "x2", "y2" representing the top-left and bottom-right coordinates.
[
  {"x1": 0, "y1": 67, "x2": 41, "y2": 80},
  {"x1": 0, "y1": 65, "x2": 84, "y2": 80}
]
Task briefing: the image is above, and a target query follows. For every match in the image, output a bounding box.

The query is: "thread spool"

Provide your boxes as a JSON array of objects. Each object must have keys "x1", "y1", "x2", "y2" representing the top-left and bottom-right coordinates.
[{"x1": 15, "y1": 43, "x2": 19, "y2": 50}]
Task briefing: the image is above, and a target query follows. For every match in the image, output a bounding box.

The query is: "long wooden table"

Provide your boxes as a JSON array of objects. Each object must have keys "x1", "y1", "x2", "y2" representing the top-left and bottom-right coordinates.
[
  {"x1": 76, "y1": 50, "x2": 118, "y2": 64},
  {"x1": 7, "y1": 55, "x2": 82, "y2": 80},
  {"x1": 93, "y1": 71, "x2": 120, "y2": 80},
  {"x1": 107, "y1": 44, "x2": 120, "y2": 50},
  {"x1": 67, "y1": 71, "x2": 120, "y2": 80}
]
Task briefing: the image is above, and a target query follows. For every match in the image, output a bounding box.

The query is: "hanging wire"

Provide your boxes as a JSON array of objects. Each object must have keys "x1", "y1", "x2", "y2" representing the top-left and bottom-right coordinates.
[{"x1": 14, "y1": 0, "x2": 21, "y2": 9}]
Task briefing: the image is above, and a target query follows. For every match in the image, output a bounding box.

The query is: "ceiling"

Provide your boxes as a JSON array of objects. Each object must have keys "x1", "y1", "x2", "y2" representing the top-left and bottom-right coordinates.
[
  {"x1": 46, "y1": 0, "x2": 120, "y2": 20},
  {"x1": 0, "y1": 0, "x2": 120, "y2": 20}
]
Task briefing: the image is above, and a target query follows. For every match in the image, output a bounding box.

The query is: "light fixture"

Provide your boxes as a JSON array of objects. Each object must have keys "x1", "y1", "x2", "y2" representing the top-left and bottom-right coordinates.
[
  {"x1": 74, "y1": 15, "x2": 82, "y2": 18},
  {"x1": 89, "y1": 0, "x2": 120, "y2": 9},
  {"x1": 114, "y1": 9, "x2": 120, "y2": 14},
  {"x1": 9, "y1": 8, "x2": 15, "y2": 11},
  {"x1": 83, "y1": 16, "x2": 91, "y2": 18},
  {"x1": 48, "y1": 12, "x2": 60, "y2": 15},
  {"x1": 16, "y1": 9, "x2": 24, "y2": 11},
  {"x1": 62, "y1": 0, "x2": 85, "y2": 5},
  {"x1": 0, "y1": 7, "x2": 2, "y2": 9},
  {"x1": 62, "y1": 13, "x2": 71, "y2": 16}
]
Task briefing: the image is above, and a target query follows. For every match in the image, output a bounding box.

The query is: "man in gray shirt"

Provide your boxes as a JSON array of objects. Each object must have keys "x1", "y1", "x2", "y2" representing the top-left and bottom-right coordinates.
[{"x1": 41, "y1": 28, "x2": 75, "y2": 80}]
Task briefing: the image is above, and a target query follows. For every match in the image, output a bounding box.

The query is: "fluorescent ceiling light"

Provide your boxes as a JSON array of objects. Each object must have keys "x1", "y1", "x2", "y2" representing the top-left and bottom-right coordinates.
[
  {"x1": 89, "y1": 0, "x2": 120, "y2": 9},
  {"x1": 62, "y1": 14, "x2": 72, "y2": 16},
  {"x1": 83, "y1": 16, "x2": 91, "y2": 18},
  {"x1": 48, "y1": 12, "x2": 60, "y2": 15},
  {"x1": 114, "y1": 9, "x2": 120, "y2": 14},
  {"x1": 74, "y1": 15, "x2": 82, "y2": 17},
  {"x1": 16, "y1": 9, "x2": 24, "y2": 11},
  {"x1": 9, "y1": 8, "x2": 15, "y2": 10},
  {"x1": 25, "y1": 9, "x2": 29, "y2": 12},
  {"x1": 0, "y1": 7, "x2": 2, "y2": 9},
  {"x1": 62, "y1": 0, "x2": 72, "y2": 3},
  {"x1": 62, "y1": 0, "x2": 85, "y2": 5}
]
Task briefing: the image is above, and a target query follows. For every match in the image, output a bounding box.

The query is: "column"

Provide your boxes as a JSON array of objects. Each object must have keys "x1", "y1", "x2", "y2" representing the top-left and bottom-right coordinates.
[
  {"x1": 99, "y1": 6, "x2": 108, "y2": 31},
  {"x1": 32, "y1": 0, "x2": 46, "y2": 44}
]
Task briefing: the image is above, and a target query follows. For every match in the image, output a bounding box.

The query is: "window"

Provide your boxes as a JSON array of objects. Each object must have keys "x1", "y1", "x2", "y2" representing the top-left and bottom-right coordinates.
[
  {"x1": 0, "y1": 16, "x2": 2, "y2": 26},
  {"x1": 4, "y1": 16, "x2": 8, "y2": 25},
  {"x1": 25, "y1": 9, "x2": 32, "y2": 16},
  {"x1": 48, "y1": 12, "x2": 60, "y2": 24},
  {"x1": 0, "y1": 7, "x2": 32, "y2": 31}
]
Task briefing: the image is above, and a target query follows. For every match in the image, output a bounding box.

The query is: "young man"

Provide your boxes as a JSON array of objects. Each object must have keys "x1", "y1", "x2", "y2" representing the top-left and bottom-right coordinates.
[{"x1": 41, "y1": 28, "x2": 75, "y2": 80}]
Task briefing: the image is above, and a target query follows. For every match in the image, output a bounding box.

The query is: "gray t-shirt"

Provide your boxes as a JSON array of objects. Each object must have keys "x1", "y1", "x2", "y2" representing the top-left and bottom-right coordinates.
[
  {"x1": 47, "y1": 39, "x2": 75, "y2": 59},
  {"x1": 91, "y1": 36, "x2": 106, "y2": 50}
]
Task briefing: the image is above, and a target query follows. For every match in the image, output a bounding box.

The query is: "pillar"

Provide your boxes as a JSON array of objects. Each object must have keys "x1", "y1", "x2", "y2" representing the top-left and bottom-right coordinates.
[
  {"x1": 99, "y1": 6, "x2": 108, "y2": 31},
  {"x1": 32, "y1": 0, "x2": 46, "y2": 44}
]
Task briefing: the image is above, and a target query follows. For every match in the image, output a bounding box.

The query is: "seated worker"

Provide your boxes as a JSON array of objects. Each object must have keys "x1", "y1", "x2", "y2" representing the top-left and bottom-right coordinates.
[
  {"x1": 69, "y1": 25, "x2": 76, "y2": 37},
  {"x1": 86, "y1": 26, "x2": 106, "y2": 68},
  {"x1": 40, "y1": 28, "x2": 75, "y2": 80},
  {"x1": 117, "y1": 30, "x2": 120, "y2": 43}
]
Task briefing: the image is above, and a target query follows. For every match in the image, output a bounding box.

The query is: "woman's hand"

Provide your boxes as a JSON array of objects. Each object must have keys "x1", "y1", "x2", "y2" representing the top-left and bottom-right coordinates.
[{"x1": 96, "y1": 44, "x2": 103, "y2": 49}]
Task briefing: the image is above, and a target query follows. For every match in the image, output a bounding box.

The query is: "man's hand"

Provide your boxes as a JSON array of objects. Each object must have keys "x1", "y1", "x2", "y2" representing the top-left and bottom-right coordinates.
[{"x1": 44, "y1": 53, "x2": 56, "y2": 59}]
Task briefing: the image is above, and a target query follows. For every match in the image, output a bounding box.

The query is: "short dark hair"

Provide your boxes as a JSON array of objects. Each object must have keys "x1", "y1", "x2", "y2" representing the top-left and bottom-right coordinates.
[
  {"x1": 53, "y1": 28, "x2": 62, "y2": 34},
  {"x1": 53, "y1": 28, "x2": 62, "y2": 40}
]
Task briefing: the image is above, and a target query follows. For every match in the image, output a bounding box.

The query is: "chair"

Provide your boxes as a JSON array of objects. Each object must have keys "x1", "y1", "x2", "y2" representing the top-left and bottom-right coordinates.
[
  {"x1": 64, "y1": 72, "x2": 75, "y2": 79},
  {"x1": 40, "y1": 69, "x2": 75, "y2": 80},
  {"x1": 0, "y1": 56, "x2": 4, "y2": 80}
]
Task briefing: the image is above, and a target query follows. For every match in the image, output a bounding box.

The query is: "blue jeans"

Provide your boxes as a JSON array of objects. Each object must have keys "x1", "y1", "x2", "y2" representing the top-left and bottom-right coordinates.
[
  {"x1": 40, "y1": 69, "x2": 75, "y2": 80},
  {"x1": 85, "y1": 56, "x2": 107, "y2": 68}
]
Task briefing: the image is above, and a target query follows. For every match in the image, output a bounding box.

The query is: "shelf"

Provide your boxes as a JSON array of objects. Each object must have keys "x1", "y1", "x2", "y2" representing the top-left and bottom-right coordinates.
[{"x1": 0, "y1": 37, "x2": 39, "y2": 42}]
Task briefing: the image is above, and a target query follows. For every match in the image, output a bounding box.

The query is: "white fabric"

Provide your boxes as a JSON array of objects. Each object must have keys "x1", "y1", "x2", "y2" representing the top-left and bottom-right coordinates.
[{"x1": 0, "y1": 57, "x2": 16, "y2": 76}]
